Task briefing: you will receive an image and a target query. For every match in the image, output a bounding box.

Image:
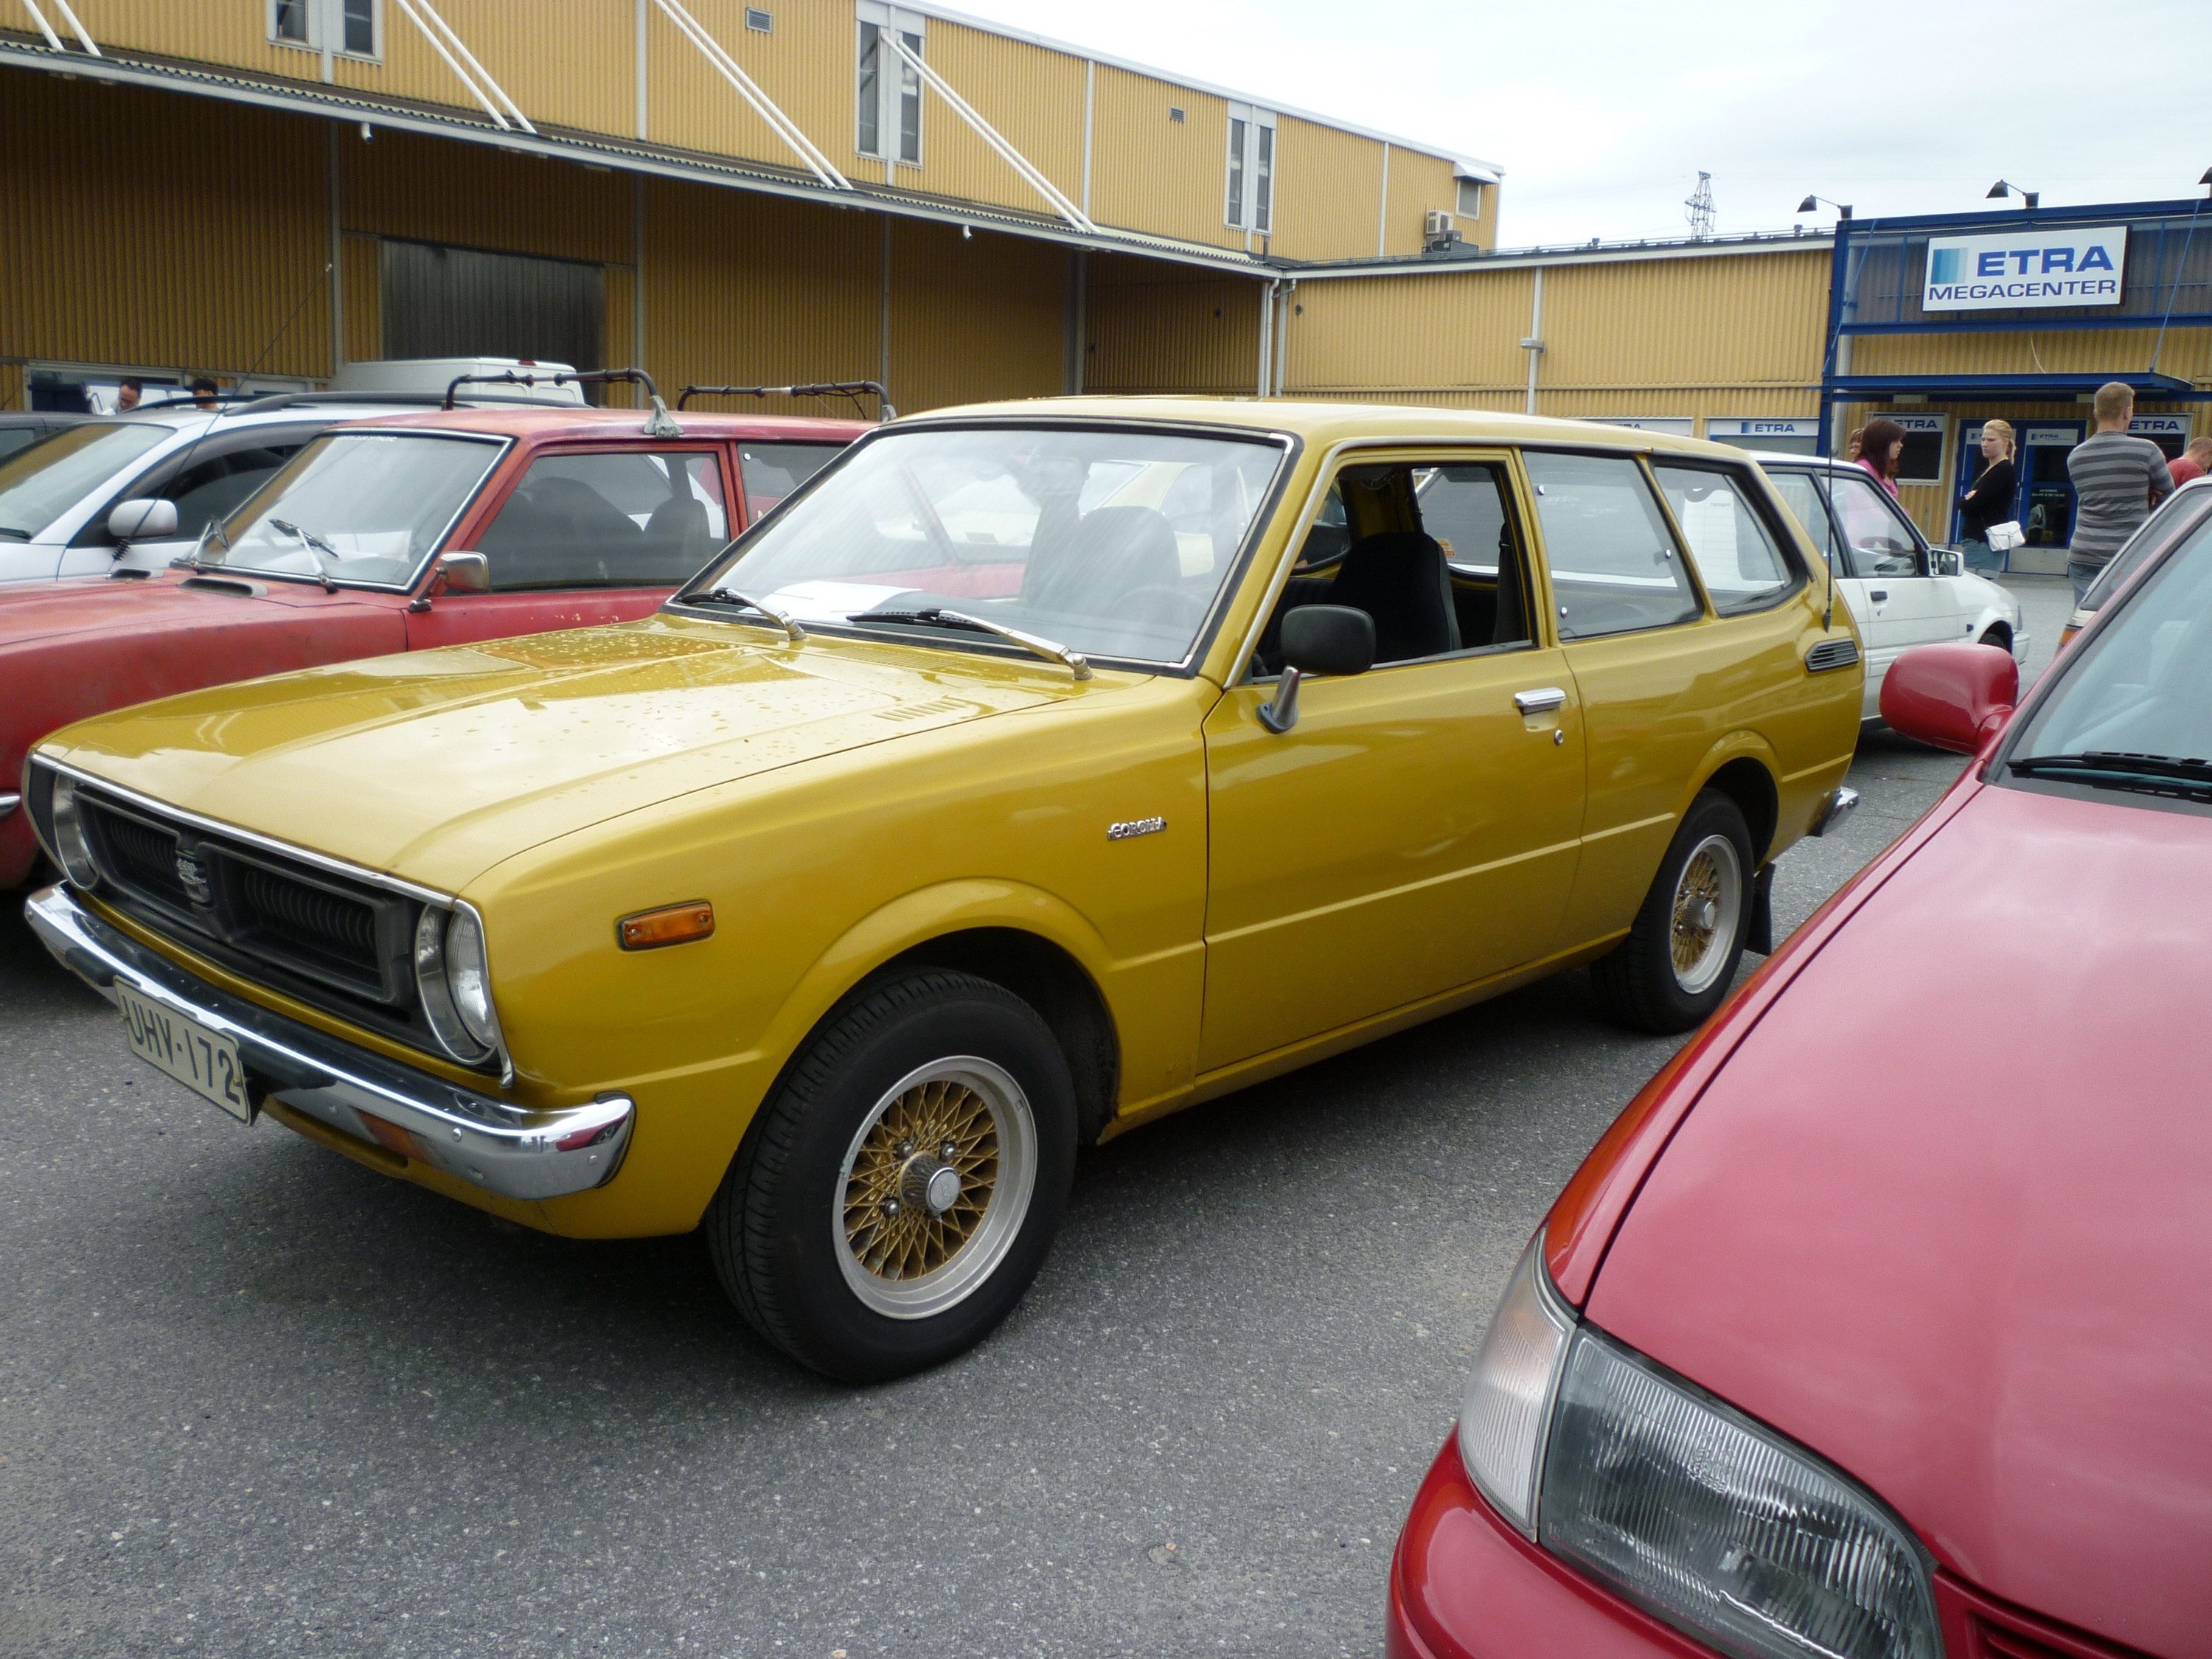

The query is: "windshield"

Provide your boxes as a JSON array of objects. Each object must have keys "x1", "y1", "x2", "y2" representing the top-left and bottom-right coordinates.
[
  {"x1": 2079, "y1": 489, "x2": 2212, "y2": 613},
  {"x1": 0, "y1": 422, "x2": 173, "y2": 540},
  {"x1": 689, "y1": 424, "x2": 1287, "y2": 664},
  {"x1": 2007, "y1": 509, "x2": 2212, "y2": 795},
  {"x1": 203, "y1": 431, "x2": 504, "y2": 585}
]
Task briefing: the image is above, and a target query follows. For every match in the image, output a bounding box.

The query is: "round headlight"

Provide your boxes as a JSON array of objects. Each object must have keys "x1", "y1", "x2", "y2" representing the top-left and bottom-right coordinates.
[
  {"x1": 414, "y1": 905, "x2": 494, "y2": 1064},
  {"x1": 49, "y1": 775, "x2": 100, "y2": 889},
  {"x1": 443, "y1": 907, "x2": 500, "y2": 1050}
]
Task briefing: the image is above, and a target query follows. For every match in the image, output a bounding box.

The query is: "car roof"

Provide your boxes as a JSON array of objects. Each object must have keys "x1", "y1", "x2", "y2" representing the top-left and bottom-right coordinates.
[
  {"x1": 900, "y1": 396, "x2": 1772, "y2": 460},
  {"x1": 337, "y1": 407, "x2": 874, "y2": 442}
]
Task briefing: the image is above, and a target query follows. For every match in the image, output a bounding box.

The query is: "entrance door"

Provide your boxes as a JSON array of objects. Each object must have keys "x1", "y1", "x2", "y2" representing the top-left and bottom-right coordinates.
[
  {"x1": 2020, "y1": 421, "x2": 2087, "y2": 552},
  {"x1": 1197, "y1": 453, "x2": 1585, "y2": 1074}
]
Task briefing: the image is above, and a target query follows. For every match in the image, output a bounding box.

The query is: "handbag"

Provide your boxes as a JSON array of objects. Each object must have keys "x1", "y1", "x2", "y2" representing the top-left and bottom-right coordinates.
[{"x1": 1986, "y1": 520, "x2": 2025, "y2": 552}]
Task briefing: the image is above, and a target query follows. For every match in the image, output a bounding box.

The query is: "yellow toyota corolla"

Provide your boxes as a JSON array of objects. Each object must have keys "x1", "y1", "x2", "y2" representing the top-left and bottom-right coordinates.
[{"x1": 23, "y1": 400, "x2": 1862, "y2": 1380}]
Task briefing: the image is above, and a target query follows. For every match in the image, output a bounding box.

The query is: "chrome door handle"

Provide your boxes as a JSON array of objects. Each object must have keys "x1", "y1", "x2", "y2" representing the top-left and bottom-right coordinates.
[{"x1": 1513, "y1": 687, "x2": 1567, "y2": 714}]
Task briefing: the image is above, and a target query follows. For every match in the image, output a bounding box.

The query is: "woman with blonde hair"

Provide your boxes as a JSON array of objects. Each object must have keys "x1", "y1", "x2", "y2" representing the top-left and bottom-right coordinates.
[{"x1": 1957, "y1": 419, "x2": 2017, "y2": 575}]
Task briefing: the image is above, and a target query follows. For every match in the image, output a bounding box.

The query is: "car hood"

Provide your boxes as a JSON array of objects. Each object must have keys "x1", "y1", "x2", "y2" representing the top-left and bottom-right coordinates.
[
  {"x1": 44, "y1": 616, "x2": 1085, "y2": 893},
  {"x1": 1587, "y1": 780, "x2": 2212, "y2": 1658},
  {"x1": 0, "y1": 571, "x2": 342, "y2": 646}
]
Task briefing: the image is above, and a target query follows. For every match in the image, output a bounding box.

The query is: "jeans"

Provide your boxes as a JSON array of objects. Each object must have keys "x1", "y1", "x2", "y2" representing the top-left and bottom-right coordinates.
[
  {"x1": 1961, "y1": 536, "x2": 2004, "y2": 576},
  {"x1": 2067, "y1": 561, "x2": 2102, "y2": 605}
]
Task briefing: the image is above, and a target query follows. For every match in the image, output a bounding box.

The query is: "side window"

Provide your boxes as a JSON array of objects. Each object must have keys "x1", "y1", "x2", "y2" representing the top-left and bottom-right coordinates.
[
  {"x1": 1650, "y1": 462, "x2": 1798, "y2": 615},
  {"x1": 1827, "y1": 473, "x2": 1922, "y2": 579},
  {"x1": 1416, "y1": 463, "x2": 1532, "y2": 650},
  {"x1": 1764, "y1": 470, "x2": 1838, "y2": 567},
  {"x1": 1523, "y1": 451, "x2": 1703, "y2": 640},
  {"x1": 1293, "y1": 487, "x2": 1348, "y2": 570},
  {"x1": 739, "y1": 442, "x2": 845, "y2": 521},
  {"x1": 856, "y1": 3, "x2": 924, "y2": 166},
  {"x1": 471, "y1": 451, "x2": 730, "y2": 590},
  {"x1": 79, "y1": 431, "x2": 313, "y2": 546},
  {"x1": 271, "y1": 0, "x2": 378, "y2": 59}
]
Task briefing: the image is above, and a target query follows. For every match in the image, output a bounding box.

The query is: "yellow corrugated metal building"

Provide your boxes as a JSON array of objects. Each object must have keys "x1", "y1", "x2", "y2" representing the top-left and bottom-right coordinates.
[{"x1": 4, "y1": 2, "x2": 2205, "y2": 555}]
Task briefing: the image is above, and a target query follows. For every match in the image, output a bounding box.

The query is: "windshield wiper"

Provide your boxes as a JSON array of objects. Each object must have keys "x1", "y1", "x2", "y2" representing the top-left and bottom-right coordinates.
[
  {"x1": 267, "y1": 518, "x2": 340, "y2": 592},
  {"x1": 0, "y1": 527, "x2": 29, "y2": 541},
  {"x1": 692, "y1": 586, "x2": 806, "y2": 644},
  {"x1": 851, "y1": 607, "x2": 1091, "y2": 681},
  {"x1": 2008, "y1": 751, "x2": 2212, "y2": 799}
]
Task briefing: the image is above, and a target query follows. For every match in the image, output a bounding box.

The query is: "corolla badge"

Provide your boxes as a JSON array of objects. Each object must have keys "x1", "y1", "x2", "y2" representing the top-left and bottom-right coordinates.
[
  {"x1": 173, "y1": 847, "x2": 213, "y2": 906},
  {"x1": 1107, "y1": 817, "x2": 1166, "y2": 841}
]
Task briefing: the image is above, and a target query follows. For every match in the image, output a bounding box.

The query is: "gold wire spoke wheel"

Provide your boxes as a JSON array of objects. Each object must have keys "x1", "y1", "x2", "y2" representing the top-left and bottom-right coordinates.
[
  {"x1": 1668, "y1": 833, "x2": 1742, "y2": 997},
  {"x1": 832, "y1": 1056, "x2": 1037, "y2": 1321}
]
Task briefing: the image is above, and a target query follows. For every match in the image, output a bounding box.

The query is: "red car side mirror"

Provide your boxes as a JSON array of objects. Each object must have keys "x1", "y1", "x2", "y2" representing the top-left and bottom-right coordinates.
[{"x1": 1880, "y1": 642, "x2": 2017, "y2": 754}]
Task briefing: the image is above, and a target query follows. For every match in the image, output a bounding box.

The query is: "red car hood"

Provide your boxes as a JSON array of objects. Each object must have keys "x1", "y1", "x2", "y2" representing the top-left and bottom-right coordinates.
[
  {"x1": 0, "y1": 570, "x2": 350, "y2": 645},
  {"x1": 1588, "y1": 780, "x2": 2212, "y2": 1658}
]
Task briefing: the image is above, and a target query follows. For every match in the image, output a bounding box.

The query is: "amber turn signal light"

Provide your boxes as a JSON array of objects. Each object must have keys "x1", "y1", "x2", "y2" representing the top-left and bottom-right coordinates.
[{"x1": 617, "y1": 900, "x2": 716, "y2": 950}]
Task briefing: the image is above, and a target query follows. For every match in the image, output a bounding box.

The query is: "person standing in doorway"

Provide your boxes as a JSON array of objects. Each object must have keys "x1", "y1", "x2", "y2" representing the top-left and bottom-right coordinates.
[
  {"x1": 1957, "y1": 420, "x2": 2017, "y2": 576},
  {"x1": 2168, "y1": 434, "x2": 2211, "y2": 487},
  {"x1": 2066, "y1": 383, "x2": 2174, "y2": 602},
  {"x1": 1857, "y1": 417, "x2": 1906, "y2": 498}
]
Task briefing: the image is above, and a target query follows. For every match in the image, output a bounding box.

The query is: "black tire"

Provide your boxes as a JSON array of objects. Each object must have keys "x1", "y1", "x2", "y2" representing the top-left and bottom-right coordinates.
[
  {"x1": 1590, "y1": 790, "x2": 1755, "y2": 1035},
  {"x1": 707, "y1": 970, "x2": 1077, "y2": 1382}
]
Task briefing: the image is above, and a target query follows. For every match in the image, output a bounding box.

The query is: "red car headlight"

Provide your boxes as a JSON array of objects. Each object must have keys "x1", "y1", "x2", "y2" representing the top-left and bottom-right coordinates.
[{"x1": 1458, "y1": 1233, "x2": 1574, "y2": 1536}]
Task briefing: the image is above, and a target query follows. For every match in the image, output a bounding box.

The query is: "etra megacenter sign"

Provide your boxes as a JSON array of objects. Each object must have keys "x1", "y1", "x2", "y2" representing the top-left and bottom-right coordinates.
[{"x1": 1921, "y1": 226, "x2": 2128, "y2": 312}]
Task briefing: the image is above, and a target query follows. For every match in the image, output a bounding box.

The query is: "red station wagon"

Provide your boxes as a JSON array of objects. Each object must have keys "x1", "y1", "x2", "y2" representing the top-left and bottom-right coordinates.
[
  {"x1": 1390, "y1": 507, "x2": 2212, "y2": 1657},
  {"x1": 0, "y1": 405, "x2": 866, "y2": 888}
]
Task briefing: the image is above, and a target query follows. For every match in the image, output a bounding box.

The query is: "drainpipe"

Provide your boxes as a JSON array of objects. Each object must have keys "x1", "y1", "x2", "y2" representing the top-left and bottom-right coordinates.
[
  {"x1": 1257, "y1": 277, "x2": 1280, "y2": 399},
  {"x1": 1273, "y1": 279, "x2": 1297, "y2": 397},
  {"x1": 1520, "y1": 265, "x2": 1545, "y2": 416}
]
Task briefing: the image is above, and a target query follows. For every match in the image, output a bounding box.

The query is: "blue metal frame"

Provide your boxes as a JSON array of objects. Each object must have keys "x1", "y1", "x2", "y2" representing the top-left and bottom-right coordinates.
[{"x1": 1818, "y1": 198, "x2": 2212, "y2": 456}]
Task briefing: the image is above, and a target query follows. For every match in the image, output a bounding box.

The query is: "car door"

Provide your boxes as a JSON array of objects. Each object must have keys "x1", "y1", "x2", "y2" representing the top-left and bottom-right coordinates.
[
  {"x1": 1823, "y1": 469, "x2": 1956, "y2": 707},
  {"x1": 405, "y1": 445, "x2": 734, "y2": 649},
  {"x1": 1197, "y1": 451, "x2": 1586, "y2": 1074},
  {"x1": 1532, "y1": 449, "x2": 1803, "y2": 945}
]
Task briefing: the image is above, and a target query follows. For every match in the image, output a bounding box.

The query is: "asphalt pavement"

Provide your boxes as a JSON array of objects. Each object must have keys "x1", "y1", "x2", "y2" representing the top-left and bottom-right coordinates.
[{"x1": 0, "y1": 577, "x2": 2070, "y2": 1659}]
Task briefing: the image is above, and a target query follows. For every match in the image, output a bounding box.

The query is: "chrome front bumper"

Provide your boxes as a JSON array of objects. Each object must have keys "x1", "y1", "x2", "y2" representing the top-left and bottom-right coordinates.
[{"x1": 25, "y1": 885, "x2": 633, "y2": 1201}]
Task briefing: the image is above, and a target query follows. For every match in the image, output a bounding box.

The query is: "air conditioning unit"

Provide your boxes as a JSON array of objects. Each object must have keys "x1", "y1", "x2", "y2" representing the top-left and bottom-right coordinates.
[{"x1": 1424, "y1": 210, "x2": 1455, "y2": 238}]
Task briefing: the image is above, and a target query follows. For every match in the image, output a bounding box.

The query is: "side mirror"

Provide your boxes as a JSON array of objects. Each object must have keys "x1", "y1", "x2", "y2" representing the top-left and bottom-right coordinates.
[
  {"x1": 1258, "y1": 604, "x2": 1374, "y2": 734},
  {"x1": 1879, "y1": 641, "x2": 2017, "y2": 754},
  {"x1": 107, "y1": 498, "x2": 178, "y2": 543},
  {"x1": 437, "y1": 552, "x2": 491, "y2": 594},
  {"x1": 1930, "y1": 546, "x2": 1963, "y2": 577}
]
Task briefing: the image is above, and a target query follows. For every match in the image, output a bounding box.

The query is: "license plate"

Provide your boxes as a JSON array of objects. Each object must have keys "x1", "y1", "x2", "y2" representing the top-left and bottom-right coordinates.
[{"x1": 116, "y1": 983, "x2": 254, "y2": 1124}]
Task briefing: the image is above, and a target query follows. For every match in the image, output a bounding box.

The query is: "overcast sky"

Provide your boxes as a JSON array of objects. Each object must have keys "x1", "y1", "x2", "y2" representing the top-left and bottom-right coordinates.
[{"x1": 959, "y1": 0, "x2": 2211, "y2": 247}]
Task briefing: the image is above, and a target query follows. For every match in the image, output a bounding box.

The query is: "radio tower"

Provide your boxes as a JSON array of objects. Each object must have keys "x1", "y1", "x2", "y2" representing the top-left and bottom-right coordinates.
[{"x1": 1684, "y1": 171, "x2": 1715, "y2": 238}]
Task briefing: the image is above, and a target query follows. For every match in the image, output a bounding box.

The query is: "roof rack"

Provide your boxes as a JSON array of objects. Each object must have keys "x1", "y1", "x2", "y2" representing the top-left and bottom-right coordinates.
[
  {"x1": 442, "y1": 366, "x2": 682, "y2": 437},
  {"x1": 678, "y1": 380, "x2": 895, "y2": 422}
]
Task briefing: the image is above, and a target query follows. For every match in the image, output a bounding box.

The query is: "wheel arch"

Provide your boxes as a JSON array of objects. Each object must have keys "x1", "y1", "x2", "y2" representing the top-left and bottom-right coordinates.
[
  {"x1": 761, "y1": 882, "x2": 1125, "y2": 1147},
  {"x1": 1691, "y1": 744, "x2": 1781, "y2": 865}
]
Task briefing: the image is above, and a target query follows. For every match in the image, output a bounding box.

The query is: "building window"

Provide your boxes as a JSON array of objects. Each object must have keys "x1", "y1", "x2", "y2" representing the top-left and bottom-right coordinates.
[
  {"x1": 1456, "y1": 178, "x2": 1484, "y2": 219},
  {"x1": 856, "y1": 2, "x2": 924, "y2": 167},
  {"x1": 271, "y1": 0, "x2": 380, "y2": 60},
  {"x1": 1226, "y1": 104, "x2": 1276, "y2": 234}
]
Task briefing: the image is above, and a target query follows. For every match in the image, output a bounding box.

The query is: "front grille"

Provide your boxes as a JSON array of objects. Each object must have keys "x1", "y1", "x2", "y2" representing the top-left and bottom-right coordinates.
[
  {"x1": 89, "y1": 804, "x2": 188, "y2": 905},
  {"x1": 236, "y1": 860, "x2": 380, "y2": 973},
  {"x1": 67, "y1": 781, "x2": 480, "y2": 1066}
]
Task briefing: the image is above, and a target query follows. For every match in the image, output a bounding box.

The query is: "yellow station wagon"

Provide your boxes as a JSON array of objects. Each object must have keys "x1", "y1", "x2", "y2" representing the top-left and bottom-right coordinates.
[{"x1": 24, "y1": 400, "x2": 1863, "y2": 1379}]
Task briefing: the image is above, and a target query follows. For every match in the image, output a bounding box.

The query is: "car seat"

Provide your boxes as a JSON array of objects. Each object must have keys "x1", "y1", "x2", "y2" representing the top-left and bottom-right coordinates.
[
  {"x1": 1326, "y1": 531, "x2": 1461, "y2": 663},
  {"x1": 1023, "y1": 504, "x2": 1183, "y2": 616}
]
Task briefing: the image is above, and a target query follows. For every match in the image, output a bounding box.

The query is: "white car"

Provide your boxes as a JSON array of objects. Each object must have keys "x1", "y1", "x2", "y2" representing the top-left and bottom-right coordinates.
[
  {"x1": 0, "y1": 361, "x2": 582, "y2": 584},
  {"x1": 1757, "y1": 452, "x2": 2027, "y2": 721}
]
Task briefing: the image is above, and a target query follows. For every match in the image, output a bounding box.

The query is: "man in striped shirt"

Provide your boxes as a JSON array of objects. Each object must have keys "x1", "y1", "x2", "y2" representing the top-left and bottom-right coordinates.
[{"x1": 2066, "y1": 382, "x2": 2175, "y2": 601}]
